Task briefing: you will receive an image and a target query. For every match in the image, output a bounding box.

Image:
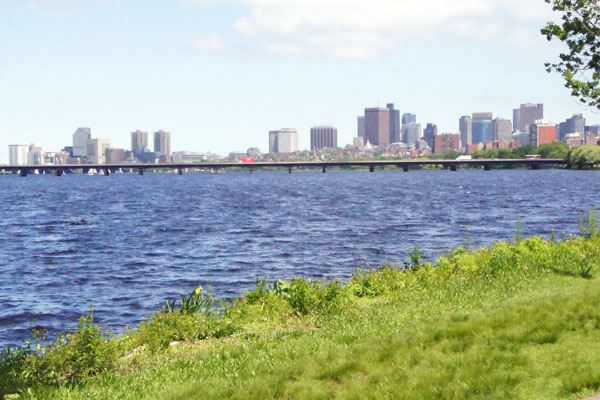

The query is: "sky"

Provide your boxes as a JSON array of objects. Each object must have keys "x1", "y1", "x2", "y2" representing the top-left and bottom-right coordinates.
[{"x1": 1, "y1": 0, "x2": 598, "y2": 163}]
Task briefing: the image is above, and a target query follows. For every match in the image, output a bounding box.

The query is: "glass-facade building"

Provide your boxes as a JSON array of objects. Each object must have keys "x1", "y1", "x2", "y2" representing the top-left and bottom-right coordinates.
[{"x1": 472, "y1": 120, "x2": 492, "y2": 144}]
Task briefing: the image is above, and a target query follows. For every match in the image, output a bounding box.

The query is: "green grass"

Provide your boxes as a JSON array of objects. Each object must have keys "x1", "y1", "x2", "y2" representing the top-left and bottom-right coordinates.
[{"x1": 3, "y1": 235, "x2": 600, "y2": 399}]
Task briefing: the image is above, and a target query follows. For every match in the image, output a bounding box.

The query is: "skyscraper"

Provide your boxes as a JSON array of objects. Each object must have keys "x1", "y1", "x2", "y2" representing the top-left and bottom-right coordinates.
[
  {"x1": 558, "y1": 114, "x2": 586, "y2": 141},
  {"x1": 459, "y1": 116, "x2": 472, "y2": 149},
  {"x1": 402, "y1": 113, "x2": 416, "y2": 125},
  {"x1": 131, "y1": 130, "x2": 148, "y2": 155},
  {"x1": 72, "y1": 127, "x2": 91, "y2": 157},
  {"x1": 423, "y1": 123, "x2": 437, "y2": 149},
  {"x1": 492, "y1": 117, "x2": 513, "y2": 142},
  {"x1": 86, "y1": 138, "x2": 111, "y2": 164},
  {"x1": 364, "y1": 107, "x2": 391, "y2": 146},
  {"x1": 518, "y1": 103, "x2": 543, "y2": 133},
  {"x1": 472, "y1": 112, "x2": 493, "y2": 144},
  {"x1": 357, "y1": 116, "x2": 365, "y2": 138},
  {"x1": 387, "y1": 104, "x2": 401, "y2": 143},
  {"x1": 402, "y1": 123, "x2": 421, "y2": 146},
  {"x1": 269, "y1": 129, "x2": 299, "y2": 153},
  {"x1": 513, "y1": 108, "x2": 521, "y2": 133},
  {"x1": 310, "y1": 126, "x2": 338, "y2": 150},
  {"x1": 153, "y1": 130, "x2": 171, "y2": 160}
]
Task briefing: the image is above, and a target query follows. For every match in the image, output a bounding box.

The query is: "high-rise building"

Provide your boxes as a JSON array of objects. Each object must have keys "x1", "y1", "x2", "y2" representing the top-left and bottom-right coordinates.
[
  {"x1": 513, "y1": 108, "x2": 521, "y2": 133},
  {"x1": 87, "y1": 138, "x2": 111, "y2": 164},
  {"x1": 8, "y1": 144, "x2": 28, "y2": 165},
  {"x1": 105, "y1": 148, "x2": 126, "y2": 164},
  {"x1": 459, "y1": 116, "x2": 472, "y2": 149},
  {"x1": 153, "y1": 130, "x2": 171, "y2": 160},
  {"x1": 357, "y1": 116, "x2": 365, "y2": 138},
  {"x1": 423, "y1": 123, "x2": 437, "y2": 149},
  {"x1": 472, "y1": 120, "x2": 492, "y2": 144},
  {"x1": 73, "y1": 127, "x2": 91, "y2": 157},
  {"x1": 364, "y1": 107, "x2": 391, "y2": 146},
  {"x1": 27, "y1": 144, "x2": 44, "y2": 165},
  {"x1": 388, "y1": 104, "x2": 401, "y2": 143},
  {"x1": 269, "y1": 128, "x2": 299, "y2": 153},
  {"x1": 310, "y1": 126, "x2": 338, "y2": 150},
  {"x1": 586, "y1": 125, "x2": 600, "y2": 136},
  {"x1": 558, "y1": 114, "x2": 586, "y2": 141},
  {"x1": 492, "y1": 117, "x2": 513, "y2": 142},
  {"x1": 472, "y1": 112, "x2": 493, "y2": 122},
  {"x1": 517, "y1": 103, "x2": 543, "y2": 133},
  {"x1": 402, "y1": 123, "x2": 421, "y2": 146},
  {"x1": 434, "y1": 133, "x2": 460, "y2": 155},
  {"x1": 131, "y1": 130, "x2": 148, "y2": 155},
  {"x1": 402, "y1": 113, "x2": 416, "y2": 125},
  {"x1": 529, "y1": 119, "x2": 557, "y2": 147}
]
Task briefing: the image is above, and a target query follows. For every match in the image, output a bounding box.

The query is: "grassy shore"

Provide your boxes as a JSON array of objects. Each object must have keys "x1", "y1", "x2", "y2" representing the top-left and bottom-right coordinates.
[{"x1": 3, "y1": 228, "x2": 600, "y2": 399}]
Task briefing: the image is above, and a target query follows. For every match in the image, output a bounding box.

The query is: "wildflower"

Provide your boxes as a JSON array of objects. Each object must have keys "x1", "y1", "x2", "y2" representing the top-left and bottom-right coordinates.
[{"x1": 195, "y1": 286, "x2": 203, "y2": 296}]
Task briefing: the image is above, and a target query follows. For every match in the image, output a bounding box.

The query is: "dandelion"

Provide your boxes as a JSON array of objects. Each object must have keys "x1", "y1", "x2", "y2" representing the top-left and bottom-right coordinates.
[{"x1": 195, "y1": 286, "x2": 203, "y2": 296}]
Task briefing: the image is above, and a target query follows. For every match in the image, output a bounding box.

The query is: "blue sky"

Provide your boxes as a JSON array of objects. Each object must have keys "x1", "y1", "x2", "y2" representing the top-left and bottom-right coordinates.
[{"x1": 1, "y1": 0, "x2": 598, "y2": 163}]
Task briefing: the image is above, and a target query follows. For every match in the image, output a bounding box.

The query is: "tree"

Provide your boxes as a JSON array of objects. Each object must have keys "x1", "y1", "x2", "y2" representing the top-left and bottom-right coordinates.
[
  {"x1": 534, "y1": 142, "x2": 570, "y2": 159},
  {"x1": 568, "y1": 144, "x2": 600, "y2": 168},
  {"x1": 541, "y1": 0, "x2": 600, "y2": 108}
]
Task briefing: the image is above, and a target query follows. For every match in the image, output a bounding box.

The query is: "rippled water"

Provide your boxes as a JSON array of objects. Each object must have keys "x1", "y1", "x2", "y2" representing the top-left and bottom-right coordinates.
[{"x1": 0, "y1": 169, "x2": 598, "y2": 348}]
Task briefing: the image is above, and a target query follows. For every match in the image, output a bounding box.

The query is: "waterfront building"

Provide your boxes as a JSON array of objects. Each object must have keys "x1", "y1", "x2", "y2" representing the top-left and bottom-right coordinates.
[
  {"x1": 434, "y1": 133, "x2": 460, "y2": 155},
  {"x1": 87, "y1": 138, "x2": 111, "y2": 164},
  {"x1": 310, "y1": 126, "x2": 338, "y2": 151},
  {"x1": 402, "y1": 123, "x2": 421, "y2": 146},
  {"x1": 363, "y1": 103, "x2": 400, "y2": 146},
  {"x1": 472, "y1": 120, "x2": 492, "y2": 144},
  {"x1": 27, "y1": 144, "x2": 44, "y2": 165},
  {"x1": 269, "y1": 128, "x2": 299, "y2": 153},
  {"x1": 492, "y1": 117, "x2": 513, "y2": 143},
  {"x1": 153, "y1": 130, "x2": 171, "y2": 161},
  {"x1": 558, "y1": 114, "x2": 586, "y2": 141},
  {"x1": 105, "y1": 148, "x2": 126, "y2": 164},
  {"x1": 131, "y1": 130, "x2": 148, "y2": 155},
  {"x1": 423, "y1": 123, "x2": 437, "y2": 150},
  {"x1": 72, "y1": 127, "x2": 91, "y2": 157},
  {"x1": 459, "y1": 116, "x2": 472, "y2": 149},
  {"x1": 357, "y1": 116, "x2": 365, "y2": 138},
  {"x1": 517, "y1": 103, "x2": 544, "y2": 133},
  {"x1": 529, "y1": 119, "x2": 557, "y2": 147},
  {"x1": 8, "y1": 144, "x2": 28, "y2": 165}
]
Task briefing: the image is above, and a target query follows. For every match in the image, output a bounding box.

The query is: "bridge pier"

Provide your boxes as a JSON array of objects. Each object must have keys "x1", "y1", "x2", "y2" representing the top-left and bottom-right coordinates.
[
  {"x1": 177, "y1": 168, "x2": 183, "y2": 175},
  {"x1": 403, "y1": 166, "x2": 409, "y2": 172},
  {"x1": 54, "y1": 169, "x2": 62, "y2": 177},
  {"x1": 138, "y1": 168, "x2": 144, "y2": 176},
  {"x1": 19, "y1": 169, "x2": 28, "y2": 177},
  {"x1": 322, "y1": 166, "x2": 327, "y2": 173},
  {"x1": 484, "y1": 165, "x2": 492, "y2": 171},
  {"x1": 249, "y1": 168, "x2": 254, "y2": 174},
  {"x1": 530, "y1": 164, "x2": 540, "y2": 170},
  {"x1": 450, "y1": 165, "x2": 457, "y2": 172},
  {"x1": 104, "y1": 168, "x2": 111, "y2": 176},
  {"x1": 288, "y1": 167, "x2": 293, "y2": 174},
  {"x1": 369, "y1": 165, "x2": 375, "y2": 173}
]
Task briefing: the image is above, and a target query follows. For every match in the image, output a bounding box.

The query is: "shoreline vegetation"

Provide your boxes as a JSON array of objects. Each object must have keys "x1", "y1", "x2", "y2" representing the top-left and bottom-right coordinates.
[{"x1": 2, "y1": 210, "x2": 600, "y2": 399}]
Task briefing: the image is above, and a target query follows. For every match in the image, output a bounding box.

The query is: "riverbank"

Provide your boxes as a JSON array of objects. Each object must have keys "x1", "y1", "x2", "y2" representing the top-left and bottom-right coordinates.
[{"x1": 2, "y1": 231, "x2": 600, "y2": 399}]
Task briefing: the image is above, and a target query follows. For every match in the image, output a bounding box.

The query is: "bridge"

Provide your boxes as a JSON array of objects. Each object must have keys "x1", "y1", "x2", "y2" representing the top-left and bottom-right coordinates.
[{"x1": 0, "y1": 159, "x2": 566, "y2": 176}]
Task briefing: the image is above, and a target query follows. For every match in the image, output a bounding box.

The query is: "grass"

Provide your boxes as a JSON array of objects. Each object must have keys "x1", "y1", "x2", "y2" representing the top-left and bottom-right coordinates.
[{"x1": 3, "y1": 233, "x2": 600, "y2": 399}]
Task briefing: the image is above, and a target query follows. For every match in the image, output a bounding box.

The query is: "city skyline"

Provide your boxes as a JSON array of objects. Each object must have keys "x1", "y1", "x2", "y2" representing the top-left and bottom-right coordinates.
[{"x1": 1, "y1": 1, "x2": 599, "y2": 163}]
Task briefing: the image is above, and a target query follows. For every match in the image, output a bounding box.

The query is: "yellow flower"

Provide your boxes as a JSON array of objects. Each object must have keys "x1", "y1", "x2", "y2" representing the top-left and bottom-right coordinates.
[{"x1": 195, "y1": 286, "x2": 203, "y2": 295}]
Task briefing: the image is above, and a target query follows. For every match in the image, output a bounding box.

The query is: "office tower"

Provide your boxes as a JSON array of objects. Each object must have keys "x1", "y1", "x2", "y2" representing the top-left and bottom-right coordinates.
[
  {"x1": 310, "y1": 126, "x2": 338, "y2": 151},
  {"x1": 586, "y1": 125, "x2": 600, "y2": 136},
  {"x1": 402, "y1": 113, "x2": 416, "y2": 125},
  {"x1": 8, "y1": 144, "x2": 28, "y2": 165},
  {"x1": 518, "y1": 103, "x2": 543, "y2": 133},
  {"x1": 459, "y1": 116, "x2": 472, "y2": 148},
  {"x1": 434, "y1": 133, "x2": 460, "y2": 155},
  {"x1": 402, "y1": 123, "x2": 421, "y2": 146},
  {"x1": 357, "y1": 116, "x2": 365, "y2": 138},
  {"x1": 529, "y1": 119, "x2": 557, "y2": 147},
  {"x1": 27, "y1": 144, "x2": 44, "y2": 165},
  {"x1": 423, "y1": 123, "x2": 438, "y2": 149},
  {"x1": 513, "y1": 108, "x2": 521, "y2": 132},
  {"x1": 268, "y1": 128, "x2": 299, "y2": 153},
  {"x1": 87, "y1": 138, "x2": 111, "y2": 164},
  {"x1": 472, "y1": 112, "x2": 493, "y2": 122},
  {"x1": 388, "y1": 104, "x2": 401, "y2": 143},
  {"x1": 131, "y1": 130, "x2": 148, "y2": 155},
  {"x1": 492, "y1": 117, "x2": 513, "y2": 142},
  {"x1": 72, "y1": 127, "x2": 91, "y2": 157},
  {"x1": 472, "y1": 121, "x2": 492, "y2": 144},
  {"x1": 558, "y1": 114, "x2": 586, "y2": 141},
  {"x1": 153, "y1": 130, "x2": 172, "y2": 160},
  {"x1": 364, "y1": 107, "x2": 391, "y2": 146}
]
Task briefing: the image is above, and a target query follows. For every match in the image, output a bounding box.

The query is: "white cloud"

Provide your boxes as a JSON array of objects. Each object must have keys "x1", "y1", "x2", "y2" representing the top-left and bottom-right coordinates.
[
  {"x1": 187, "y1": 0, "x2": 558, "y2": 59},
  {"x1": 190, "y1": 33, "x2": 226, "y2": 53}
]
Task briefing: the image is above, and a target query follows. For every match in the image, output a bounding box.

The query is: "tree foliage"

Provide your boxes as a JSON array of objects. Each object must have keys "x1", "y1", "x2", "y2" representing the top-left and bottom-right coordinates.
[
  {"x1": 568, "y1": 144, "x2": 600, "y2": 168},
  {"x1": 541, "y1": 0, "x2": 600, "y2": 108}
]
